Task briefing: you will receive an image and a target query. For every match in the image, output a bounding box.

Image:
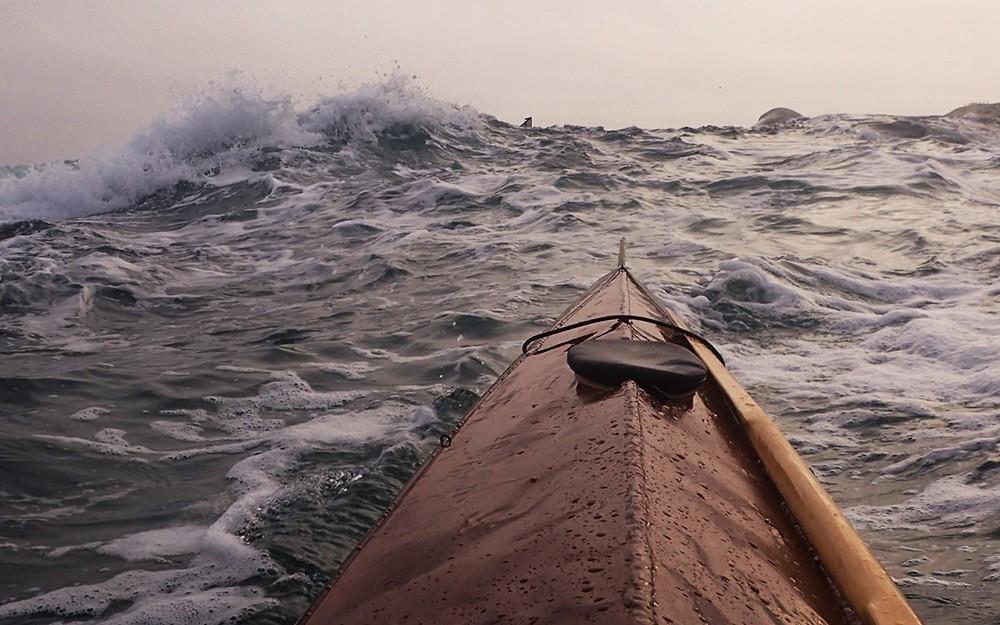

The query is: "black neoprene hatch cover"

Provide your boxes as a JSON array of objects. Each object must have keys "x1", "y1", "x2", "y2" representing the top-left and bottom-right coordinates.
[{"x1": 567, "y1": 339, "x2": 707, "y2": 396}]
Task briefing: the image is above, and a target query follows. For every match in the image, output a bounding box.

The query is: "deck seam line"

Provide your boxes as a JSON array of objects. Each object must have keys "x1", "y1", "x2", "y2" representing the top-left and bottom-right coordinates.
[{"x1": 622, "y1": 382, "x2": 656, "y2": 624}]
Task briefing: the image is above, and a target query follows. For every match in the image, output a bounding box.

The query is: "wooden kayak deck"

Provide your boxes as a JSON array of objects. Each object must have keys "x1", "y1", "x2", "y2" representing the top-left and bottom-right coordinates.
[{"x1": 298, "y1": 267, "x2": 919, "y2": 625}]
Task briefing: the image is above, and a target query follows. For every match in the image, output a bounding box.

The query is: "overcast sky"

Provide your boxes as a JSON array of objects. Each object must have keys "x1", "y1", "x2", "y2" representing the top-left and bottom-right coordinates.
[{"x1": 2, "y1": 1, "x2": 998, "y2": 163}]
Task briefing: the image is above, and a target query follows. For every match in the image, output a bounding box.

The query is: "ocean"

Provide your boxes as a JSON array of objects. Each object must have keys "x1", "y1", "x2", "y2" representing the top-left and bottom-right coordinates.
[{"x1": 1, "y1": 77, "x2": 998, "y2": 624}]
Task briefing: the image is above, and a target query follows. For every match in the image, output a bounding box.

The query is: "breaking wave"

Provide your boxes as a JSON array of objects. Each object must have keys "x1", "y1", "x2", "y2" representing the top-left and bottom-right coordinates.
[{"x1": 0, "y1": 74, "x2": 481, "y2": 222}]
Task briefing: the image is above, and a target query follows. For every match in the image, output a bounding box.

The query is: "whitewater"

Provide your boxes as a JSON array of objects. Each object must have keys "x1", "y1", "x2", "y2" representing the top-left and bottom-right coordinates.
[{"x1": 0, "y1": 77, "x2": 998, "y2": 625}]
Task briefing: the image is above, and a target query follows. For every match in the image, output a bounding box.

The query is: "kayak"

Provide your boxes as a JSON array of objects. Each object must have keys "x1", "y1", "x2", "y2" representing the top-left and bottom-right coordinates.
[{"x1": 298, "y1": 243, "x2": 922, "y2": 625}]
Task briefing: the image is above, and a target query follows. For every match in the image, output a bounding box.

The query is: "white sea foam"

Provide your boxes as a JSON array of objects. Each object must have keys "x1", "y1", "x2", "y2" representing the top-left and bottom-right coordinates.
[
  {"x1": 205, "y1": 370, "x2": 368, "y2": 426},
  {"x1": 846, "y1": 474, "x2": 1000, "y2": 531},
  {"x1": 0, "y1": 548, "x2": 274, "y2": 623},
  {"x1": 68, "y1": 406, "x2": 110, "y2": 421},
  {"x1": 313, "y1": 361, "x2": 378, "y2": 380},
  {"x1": 893, "y1": 573, "x2": 972, "y2": 588},
  {"x1": 98, "y1": 525, "x2": 208, "y2": 562},
  {"x1": 36, "y1": 429, "x2": 154, "y2": 458},
  {"x1": 709, "y1": 256, "x2": 1000, "y2": 423},
  {"x1": 39, "y1": 370, "x2": 373, "y2": 458},
  {"x1": 149, "y1": 420, "x2": 205, "y2": 442}
]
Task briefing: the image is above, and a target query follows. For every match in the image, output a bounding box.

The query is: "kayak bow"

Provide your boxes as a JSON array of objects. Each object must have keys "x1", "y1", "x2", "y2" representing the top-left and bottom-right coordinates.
[{"x1": 298, "y1": 250, "x2": 921, "y2": 625}]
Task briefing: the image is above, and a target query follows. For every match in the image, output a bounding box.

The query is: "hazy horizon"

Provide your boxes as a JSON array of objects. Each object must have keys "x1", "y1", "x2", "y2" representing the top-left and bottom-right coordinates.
[{"x1": 2, "y1": 0, "x2": 999, "y2": 164}]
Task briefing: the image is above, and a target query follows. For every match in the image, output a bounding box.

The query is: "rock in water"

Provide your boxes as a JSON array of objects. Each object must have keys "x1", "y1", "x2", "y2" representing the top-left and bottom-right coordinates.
[
  {"x1": 945, "y1": 102, "x2": 1000, "y2": 125},
  {"x1": 755, "y1": 107, "x2": 805, "y2": 126}
]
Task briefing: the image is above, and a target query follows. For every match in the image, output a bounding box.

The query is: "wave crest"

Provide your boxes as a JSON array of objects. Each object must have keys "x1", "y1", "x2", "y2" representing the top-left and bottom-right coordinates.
[{"x1": 0, "y1": 74, "x2": 481, "y2": 223}]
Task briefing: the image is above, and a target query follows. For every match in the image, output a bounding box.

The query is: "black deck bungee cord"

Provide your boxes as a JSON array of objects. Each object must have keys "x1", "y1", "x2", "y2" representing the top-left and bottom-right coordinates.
[{"x1": 521, "y1": 314, "x2": 726, "y2": 365}]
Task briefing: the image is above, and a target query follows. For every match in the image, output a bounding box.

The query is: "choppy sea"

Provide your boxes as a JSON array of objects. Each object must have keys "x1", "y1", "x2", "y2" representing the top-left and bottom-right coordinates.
[{"x1": 1, "y1": 77, "x2": 998, "y2": 624}]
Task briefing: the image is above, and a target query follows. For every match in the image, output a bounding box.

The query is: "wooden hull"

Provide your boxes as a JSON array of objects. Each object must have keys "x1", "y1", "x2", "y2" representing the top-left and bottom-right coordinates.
[{"x1": 298, "y1": 267, "x2": 921, "y2": 625}]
